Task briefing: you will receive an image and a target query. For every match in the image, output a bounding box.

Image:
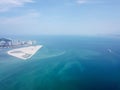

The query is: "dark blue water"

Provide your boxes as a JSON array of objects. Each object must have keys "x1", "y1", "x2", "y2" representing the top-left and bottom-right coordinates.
[{"x1": 0, "y1": 36, "x2": 120, "y2": 90}]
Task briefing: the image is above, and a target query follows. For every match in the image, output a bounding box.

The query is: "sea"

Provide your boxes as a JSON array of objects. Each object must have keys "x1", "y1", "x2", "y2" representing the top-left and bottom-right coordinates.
[{"x1": 0, "y1": 35, "x2": 120, "y2": 90}]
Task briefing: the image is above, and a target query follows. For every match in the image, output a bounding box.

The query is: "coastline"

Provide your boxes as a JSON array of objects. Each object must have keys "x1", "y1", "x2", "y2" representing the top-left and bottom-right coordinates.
[{"x1": 7, "y1": 45, "x2": 43, "y2": 60}]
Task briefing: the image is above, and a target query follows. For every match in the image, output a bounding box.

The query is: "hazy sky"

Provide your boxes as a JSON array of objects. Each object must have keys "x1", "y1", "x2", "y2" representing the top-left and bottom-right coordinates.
[{"x1": 0, "y1": 0, "x2": 120, "y2": 35}]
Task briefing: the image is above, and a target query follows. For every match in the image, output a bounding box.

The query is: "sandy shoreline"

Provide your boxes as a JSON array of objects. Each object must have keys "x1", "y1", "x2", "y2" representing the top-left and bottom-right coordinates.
[{"x1": 7, "y1": 45, "x2": 43, "y2": 60}]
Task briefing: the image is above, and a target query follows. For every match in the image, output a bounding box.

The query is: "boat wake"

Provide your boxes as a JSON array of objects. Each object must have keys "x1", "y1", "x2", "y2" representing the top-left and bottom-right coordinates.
[{"x1": 39, "y1": 51, "x2": 66, "y2": 59}]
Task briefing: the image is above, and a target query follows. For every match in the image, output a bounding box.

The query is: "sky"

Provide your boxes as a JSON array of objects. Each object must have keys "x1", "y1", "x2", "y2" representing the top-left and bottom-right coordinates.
[{"x1": 0, "y1": 0, "x2": 120, "y2": 36}]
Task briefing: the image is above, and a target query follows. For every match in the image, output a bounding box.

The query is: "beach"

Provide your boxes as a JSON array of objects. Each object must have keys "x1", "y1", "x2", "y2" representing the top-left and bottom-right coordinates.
[{"x1": 7, "y1": 45, "x2": 43, "y2": 60}]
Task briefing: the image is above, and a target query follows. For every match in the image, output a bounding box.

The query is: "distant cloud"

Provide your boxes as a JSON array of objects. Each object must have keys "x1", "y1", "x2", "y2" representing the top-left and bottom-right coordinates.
[
  {"x1": 76, "y1": 0, "x2": 103, "y2": 4},
  {"x1": 0, "y1": 0, "x2": 34, "y2": 12},
  {"x1": 65, "y1": 0, "x2": 89, "y2": 6},
  {"x1": 0, "y1": 10, "x2": 42, "y2": 35},
  {"x1": 0, "y1": 10, "x2": 40, "y2": 25},
  {"x1": 76, "y1": 0, "x2": 88, "y2": 4}
]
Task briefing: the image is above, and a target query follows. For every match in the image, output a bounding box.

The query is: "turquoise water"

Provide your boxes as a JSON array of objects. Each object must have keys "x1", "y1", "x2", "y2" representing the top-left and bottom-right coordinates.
[{"x1": 0, "y1": 36, "x2": 120, "y2": 90}]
